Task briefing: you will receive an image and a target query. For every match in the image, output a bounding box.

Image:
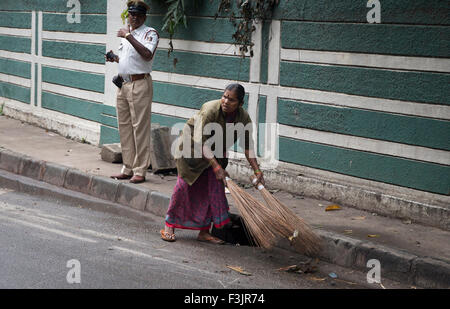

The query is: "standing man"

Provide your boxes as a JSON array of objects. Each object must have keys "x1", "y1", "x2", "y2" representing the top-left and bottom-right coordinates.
[{"x1": 107, "y1": 0, "x2": 159, "y2": 184}]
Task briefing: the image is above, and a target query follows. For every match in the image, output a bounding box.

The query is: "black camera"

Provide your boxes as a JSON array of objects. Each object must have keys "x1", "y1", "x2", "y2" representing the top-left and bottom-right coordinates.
[
  {"x1": 112, "y1": 75, "x2": 124, "y2": 89},
  {"x1": 106, "y1": 51, "x2": 115, "y2": 61}
]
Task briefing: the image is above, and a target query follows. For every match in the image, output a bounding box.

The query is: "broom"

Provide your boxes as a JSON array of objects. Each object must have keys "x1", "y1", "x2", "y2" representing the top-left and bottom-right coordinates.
[
  {"x1": 225, "y1": 177, "x2": 292, "y2": 249},
  {"x1": 250, "y1": 175, "x2": 322, "y2": 256}
]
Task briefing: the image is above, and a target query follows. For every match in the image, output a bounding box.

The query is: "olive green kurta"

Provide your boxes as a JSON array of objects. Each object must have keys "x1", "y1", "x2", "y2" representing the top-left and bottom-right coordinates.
[{"x1": 175, "y1": 99, "x2": 253, "y2": 185}]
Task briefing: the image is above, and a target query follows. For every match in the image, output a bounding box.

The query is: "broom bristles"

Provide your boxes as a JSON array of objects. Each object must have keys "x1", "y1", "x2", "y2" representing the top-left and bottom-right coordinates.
[
  {"x1": 226, "y1": 178, "x2": 291, "y2": 249},
  {"x1": 260, "y1": 188, "x2": 321, "y2": 255},
  {"x1": 251, "y1": 176, "x2": 322, "y2": 256}
]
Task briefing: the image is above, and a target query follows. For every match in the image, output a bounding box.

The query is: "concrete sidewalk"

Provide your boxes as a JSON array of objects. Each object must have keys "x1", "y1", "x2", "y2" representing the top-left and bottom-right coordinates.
[{"x1": 0, "y1": 116, "x2": 449, "y2": 288}]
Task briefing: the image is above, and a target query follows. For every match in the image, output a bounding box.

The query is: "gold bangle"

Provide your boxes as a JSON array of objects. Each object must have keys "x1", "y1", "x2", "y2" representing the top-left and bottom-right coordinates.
[{"x1": 125, "y1": 32, "x2": 131, "y2": 39}]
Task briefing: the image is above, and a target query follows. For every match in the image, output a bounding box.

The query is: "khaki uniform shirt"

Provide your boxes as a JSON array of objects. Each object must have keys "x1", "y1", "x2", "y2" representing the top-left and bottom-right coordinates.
[{"x1": 175, "y1": 99, "x2": 253, "y2": 185}]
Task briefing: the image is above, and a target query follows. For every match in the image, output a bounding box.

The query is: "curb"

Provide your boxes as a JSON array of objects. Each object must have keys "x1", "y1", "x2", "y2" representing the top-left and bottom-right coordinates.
[{"x1": 0, "y1": 147, "x2": 449, "y2": 289}]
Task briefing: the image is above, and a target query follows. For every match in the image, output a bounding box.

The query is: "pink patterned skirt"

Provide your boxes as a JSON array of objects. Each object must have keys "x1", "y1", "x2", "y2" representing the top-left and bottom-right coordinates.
[{"x1": 165, "y1": 167, "x2": 230, "y2": 230}]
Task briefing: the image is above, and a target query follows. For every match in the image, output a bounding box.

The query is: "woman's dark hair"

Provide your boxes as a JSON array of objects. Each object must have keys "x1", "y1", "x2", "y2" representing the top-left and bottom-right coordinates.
[{"x1": 225, "y1": 83, "x2": 245, "y2": 105}]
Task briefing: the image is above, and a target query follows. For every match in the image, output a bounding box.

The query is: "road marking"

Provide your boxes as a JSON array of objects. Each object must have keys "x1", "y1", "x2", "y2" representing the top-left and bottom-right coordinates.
[
  {"x1": 0, "y1": 203, "x2": 64, "y2": 226},
  {"x1": 79, "y1": 228, "x2": 147, "y2": 246},
  {"x1": 111, "y1": 246, "x2": 219, "y2": 277},
  {"x1": 218, "y1": 278, "x2": 239, "y2": 288},
  {"x1": 0, "y1": 214, "x2": 97, "y2": 243}
]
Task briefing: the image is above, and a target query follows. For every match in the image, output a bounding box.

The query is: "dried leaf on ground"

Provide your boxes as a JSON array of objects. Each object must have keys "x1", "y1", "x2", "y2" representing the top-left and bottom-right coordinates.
[
  {"x1": 351, "y1": 216, "x2": 366, "y2": 220},
  {"x1": 335, "y1": 278, "x2": 357, "y2": 285},
  {"x1": 343, "y1": 230, "x2": 353, "y2": 234},
  {"x1": 325, "y1": 205, "x2": 342, "y2": 211},
  {"x1": 277, "y1": 259, "x2": 318, "y2": 274},
  {"x1": 226, "y1": 265, "x2": 252, "y2": 276},
  {"x1": 367, "y1": 234, "x2": 379, "y2": 238},
  {"x1": 308, "y1": 276, "x2": 326, "y2": 281}
]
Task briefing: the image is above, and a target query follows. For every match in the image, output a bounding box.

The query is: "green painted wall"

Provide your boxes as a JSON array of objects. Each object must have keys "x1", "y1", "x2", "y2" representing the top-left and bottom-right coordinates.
[
  {"x1": 99, "y1": 113, "x2": 187, "y2": 146},
  {"x1": 0, "y1": 35, "x2": 31, "y2": 54},
  {"x1": 0, "y1": 11, "x2": 31, "y2": 28},
  {"x1": 282, "y1": 22, "x2": 450, "y2": 58},
  {"x1": 101, "y1": 114, "x2": 117, "y2": 128},
  {"x1": 99, "y1": 125, "x2": 120, "y2": 145},
  {"x1": 279, "y1": 137, "x2": 450, "y2": 195},
  {"x1": 260, "y1": 20, "x2": 270, "y2": 84},
  {"x1": 0, "y1": 81, "x2": 30, "y2": 104},
  {"x1": 154, "y1": 50, "x2": 250, "y2": 81},
  {"x1": 42, "y1": 66, "x2": 104, "y2": 93},
  {"x1": 43, "y1": 13, "x2": 107, "y2": 34},
  {"x1": 152, "y1": 113, "x2": 187, "y2": 128},
  {"x1": 278, "y1": 99, "x2": 450, "y2": 151},
  {"x1": 42, "y1": 40, "x2": 105, "y2": 64},
  {"x1": 41, "y1": 91, "x2": 103, "y2": 123},
  {"x1": 153, "y1": 82, "x2": 248, "y2": 109},
  {"x1": 102, "y1": 104, "x2": 116, "y2": 117},
  {"x1": 280, "y1": 62, "x2": 450, "y2": 105},
  {"x1": 0, "y1": 58, "x2": 31, "y2": 79}
]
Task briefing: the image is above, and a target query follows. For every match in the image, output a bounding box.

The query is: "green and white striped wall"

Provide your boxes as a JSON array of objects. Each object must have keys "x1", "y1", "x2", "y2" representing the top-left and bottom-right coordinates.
[
  {"x1": 1, "y1": 0, "x2": 449, "y2": 198},
  {"x1": 0, "y1": 0, "x2": 107, "y2": 143}
]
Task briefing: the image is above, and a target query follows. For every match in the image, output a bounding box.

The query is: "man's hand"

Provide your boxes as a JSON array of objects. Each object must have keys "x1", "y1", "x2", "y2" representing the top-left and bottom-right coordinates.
[
  {"x1": 105, "y1": 50, "x2": 118, "y2": 63},
  {"x1": 117, "y1": 27, "x2": 130, "y2": 38}
]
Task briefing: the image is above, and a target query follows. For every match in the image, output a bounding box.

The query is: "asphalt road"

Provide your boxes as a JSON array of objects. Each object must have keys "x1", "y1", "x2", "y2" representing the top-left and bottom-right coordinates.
[{"x1": 0, "y1": 186, "x2": 381, "y2": 290}]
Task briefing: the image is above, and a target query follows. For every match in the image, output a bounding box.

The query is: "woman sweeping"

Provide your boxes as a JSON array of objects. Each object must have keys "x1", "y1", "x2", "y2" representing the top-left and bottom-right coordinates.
[{"x1": 160, "y1": 83, "x2": 265, "y2": 244}]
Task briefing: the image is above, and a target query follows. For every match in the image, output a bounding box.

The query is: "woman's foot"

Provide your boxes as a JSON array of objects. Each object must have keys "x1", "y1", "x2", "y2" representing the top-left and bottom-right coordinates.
[
  {"x1": 197, "y1": 230, "x2": 225, "y2": 245},
  {"x1": 160, "y1": 226, "x2": 176, "y2": 242}
]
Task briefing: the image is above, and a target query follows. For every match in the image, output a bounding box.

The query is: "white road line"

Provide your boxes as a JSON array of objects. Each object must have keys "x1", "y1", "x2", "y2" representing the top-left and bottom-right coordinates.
[
  {"x1": 0, "y1": 213, "x2": 97, "y2": 243},
  {"x1": 79, "y1": 229, "x2": 147, "y2": 246},
  {"x1": 111, "y1": 246, "x2": 219, "y2": 276}
]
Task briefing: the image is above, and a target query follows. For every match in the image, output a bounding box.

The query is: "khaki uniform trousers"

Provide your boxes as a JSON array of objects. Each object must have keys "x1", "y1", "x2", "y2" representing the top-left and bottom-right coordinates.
[{"x1": 116, "y1": 74, "x2": 153, "y2": 177}]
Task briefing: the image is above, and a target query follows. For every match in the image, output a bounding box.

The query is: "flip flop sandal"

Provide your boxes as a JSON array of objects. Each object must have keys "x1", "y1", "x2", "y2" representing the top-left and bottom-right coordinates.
[
  {"x1": 160, "y1": 229, "x2": 176, "y2": 242},
  {"x1": 197, "y1": 235, "x2": 225, "y2": 245}
]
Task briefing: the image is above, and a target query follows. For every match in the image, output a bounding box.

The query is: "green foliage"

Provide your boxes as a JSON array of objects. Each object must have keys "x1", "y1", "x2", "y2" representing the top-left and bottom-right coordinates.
[
  {"x1": 0, "y1": 103, "x2": 3, "y2": 116},
  {"x1": 121, "y1": 8, "x2": 128, "y2": 25},
  {"x1": 217, "y1": 0, "x2": 279, "y2": 57},
  {"x1": 161, "y1": 0, "x2": 189, "y2": 55}
]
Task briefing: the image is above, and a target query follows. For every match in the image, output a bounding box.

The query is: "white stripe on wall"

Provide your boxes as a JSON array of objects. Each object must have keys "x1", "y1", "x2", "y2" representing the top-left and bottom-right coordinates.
[
  {"x1": 0, "y1": 73, "x2": 31, "y2": 87},
  {"x1": 37, "y1": 11, "x2": 43, "y2": 57},
  {"x1": 41, "y1": 82, "x2": 104, "y2": 103},
  {"x1": 30, "y1": 11, "x2": 36, "y2": 107},
  {"x1": 0, "y1": 51, "x2": 31, "y2": 62},
  {"x1": 279, "y1": 124, "x2": 450, "y2": 166},
  {"x1": 41, "y1": 31, "x2": 107, "y2": 44},
  {"x1": 152, "y1": 102, "x2": 195, "y2": 119},
  {"x1": 264, "y1": 85, "x2": 450, "y2": 121},
  {"x1": 267, "y1": 20, "x2": 281, "y2": 85},
  {"x1": 0, "y1": 27, "x2": 31, "y2": 37},
  {"x1": 39, "y1": 56, "x2": 105, "y2": 74},
  {"x1": 281, "y1": 49, "x2": 450, "y2": 73},
  {"x1": 249, "y1": 21, "x2": 262, "y2": 83}
]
